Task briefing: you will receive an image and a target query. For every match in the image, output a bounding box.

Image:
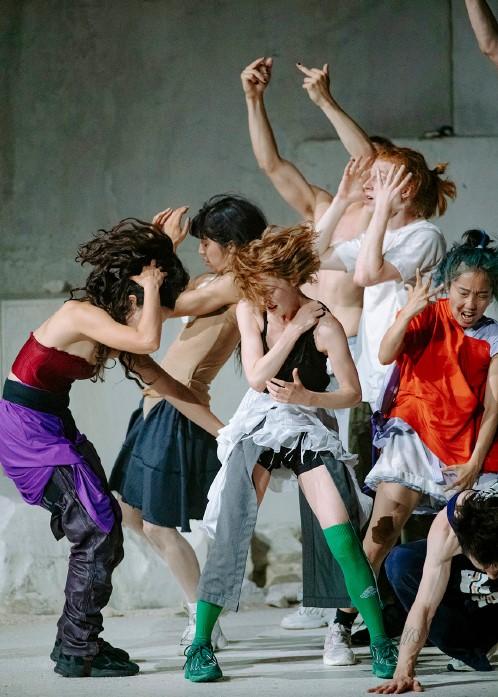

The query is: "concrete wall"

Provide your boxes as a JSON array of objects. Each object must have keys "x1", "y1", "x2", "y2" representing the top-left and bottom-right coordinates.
[{"x1": 1, "y1": 0, "x2": 497, "y2": 296}]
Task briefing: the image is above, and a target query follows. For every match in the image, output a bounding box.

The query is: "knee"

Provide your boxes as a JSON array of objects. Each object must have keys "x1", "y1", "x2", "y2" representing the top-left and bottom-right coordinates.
[
  {"x1": 142, "y1": 521, "x2": 179, "y2": 550},
  {"x1": 385, "y1": 543, "x2": 421, "y2": 592}
]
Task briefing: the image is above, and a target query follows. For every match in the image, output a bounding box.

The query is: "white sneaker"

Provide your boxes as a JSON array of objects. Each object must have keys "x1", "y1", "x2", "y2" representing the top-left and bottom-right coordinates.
[
  {"x1": 280, "y1": 605, "x2": 329, "y2": 630},
  {"x1": 178, "y1": 604, "x2": 228, "y2": 654},
  {"x1": 447, "y1": 642, "x2": 498, "y2": 672},
  {"x1": 323, "y1": 622, "x2": 357, "y2": 666}
]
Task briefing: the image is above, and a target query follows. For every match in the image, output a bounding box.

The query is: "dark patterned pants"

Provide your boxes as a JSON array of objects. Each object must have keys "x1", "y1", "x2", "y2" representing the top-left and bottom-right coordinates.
[{"x1": 41, "y1": 440, "x2": 124, "y2": 656}]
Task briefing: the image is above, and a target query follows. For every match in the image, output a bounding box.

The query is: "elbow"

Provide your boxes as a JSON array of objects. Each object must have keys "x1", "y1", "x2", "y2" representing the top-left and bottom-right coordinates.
[
  {"x1": 258, "y1": 158, "x2": 279, "y2": 177},
  {"x1": 353, "y1": 270, "x2": 371, "y2": 287},
  {"x1": 137, "y1": 338, "x2": 161, "y2": 354},
  {"x1": 350, "y1": 388, "x2": 362, "y2": 407},
  {"x1": 248, "y1": 378, "x2": 266, "y2": 392},
  {"x1": 480, "y1": 39, "x2": 498, "y2": 58},
  {"x1": 378, "y1": 351, "x2": 391, "y2": 366}
]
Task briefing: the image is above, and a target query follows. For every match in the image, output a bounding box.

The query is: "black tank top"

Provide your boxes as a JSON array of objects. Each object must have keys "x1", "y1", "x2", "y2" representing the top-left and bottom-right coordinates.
[{"x1": 261, "y1": 312, "x2": 329, "y2": 392}]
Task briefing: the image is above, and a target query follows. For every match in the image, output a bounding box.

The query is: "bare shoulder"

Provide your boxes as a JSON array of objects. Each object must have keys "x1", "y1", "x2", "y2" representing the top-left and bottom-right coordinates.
[
  {"x1": 427, "y1": 507, "x2": 462, "y2": 561},
  {"x1": 314, "y1": 311, "x2": 347, "y2": 352},
  {"x1": 236, "y1": 299, "x2": 264, "y2": 330}
]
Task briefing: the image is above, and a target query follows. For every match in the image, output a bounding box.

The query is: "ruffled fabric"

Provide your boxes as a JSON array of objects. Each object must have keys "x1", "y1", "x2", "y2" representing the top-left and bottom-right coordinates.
[{"x1": 202, "y1": 388, "x2": 372, "y2": 537}]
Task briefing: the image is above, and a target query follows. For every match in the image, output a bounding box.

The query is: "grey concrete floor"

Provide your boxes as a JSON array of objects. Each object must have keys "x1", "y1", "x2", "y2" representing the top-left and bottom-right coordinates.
[{"x1": 0, "y1": 606, "x2": 496, "y2": 697}]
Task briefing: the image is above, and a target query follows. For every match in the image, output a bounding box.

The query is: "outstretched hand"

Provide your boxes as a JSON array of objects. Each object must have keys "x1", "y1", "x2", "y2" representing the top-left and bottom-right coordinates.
[
  {"x1": 337, "y1": 156, "x2": 374, "y2": 204},
  {"x1": 152, "y1": 207, "x2": 190, "y2": 250},
  {"x1": 266, "y1": 368, "x2": 311, "y2": 406},
  {"x1": 296, "y1": 62, "x2": 331, "y2": 107},
  {"x1": 241, "y1": 57, "x2": 273, "y2": 98},
  {"x1": 367, "y1": 676, "x2": 423, "y2": 694},
  {"x1": 401, "y1": 269, "x2": 444, "y2": 322}
]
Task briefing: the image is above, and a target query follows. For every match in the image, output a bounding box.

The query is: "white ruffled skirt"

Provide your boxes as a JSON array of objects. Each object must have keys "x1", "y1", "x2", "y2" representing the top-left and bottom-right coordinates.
[{"x1": 202, "y1": 388, "x2": 372, "y2": 536}]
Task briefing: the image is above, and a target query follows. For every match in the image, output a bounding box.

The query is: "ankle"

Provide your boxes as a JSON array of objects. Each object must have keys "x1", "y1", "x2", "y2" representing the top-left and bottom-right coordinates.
[{"x1": 334, "y1": 609, "x2": 357, "y2": 629}]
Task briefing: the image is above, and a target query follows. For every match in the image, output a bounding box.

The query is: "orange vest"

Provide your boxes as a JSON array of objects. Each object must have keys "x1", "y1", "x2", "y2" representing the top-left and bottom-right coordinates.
[{"x1": 389, "y1": 299, "x2": 498, "y2": 472}]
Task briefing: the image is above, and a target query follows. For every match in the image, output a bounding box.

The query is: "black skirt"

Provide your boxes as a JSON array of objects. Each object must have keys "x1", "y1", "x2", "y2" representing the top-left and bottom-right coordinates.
[{"x1": 109, "y1": 399, "x2": 221, "y2": 532}]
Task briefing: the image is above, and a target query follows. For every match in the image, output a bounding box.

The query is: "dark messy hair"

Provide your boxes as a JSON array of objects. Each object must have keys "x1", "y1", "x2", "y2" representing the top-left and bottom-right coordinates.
[
  {"x1": 189, "y1": 194, "x2": 267, "y2": 247},
  {"x1": 435, "y1": 229, "x2": 498, "y2": 300},
  {"x1": 69, "y1": 218, "x2": 189, "y2": 382},
  {"x1": 452, "y1": 488, "x2": 498, "y2": 566}
]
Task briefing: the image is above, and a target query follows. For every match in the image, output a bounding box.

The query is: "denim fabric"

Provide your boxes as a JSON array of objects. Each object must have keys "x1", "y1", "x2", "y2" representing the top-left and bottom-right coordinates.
[
  {"x1": 197, "y1": 437, "x2": 263, "y2": 611},
  {"x1": 41, "y1": 440, "x2": 123, "y2": 656},
  {"x1": 386, "y1": 539, "x2": 498, "y2": 661}
]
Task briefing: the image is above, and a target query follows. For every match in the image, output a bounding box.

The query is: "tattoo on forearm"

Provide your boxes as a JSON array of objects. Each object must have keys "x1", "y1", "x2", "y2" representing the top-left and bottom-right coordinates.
[{"x1": 400, "y1": 625, "x2": 424, "y2": 646}]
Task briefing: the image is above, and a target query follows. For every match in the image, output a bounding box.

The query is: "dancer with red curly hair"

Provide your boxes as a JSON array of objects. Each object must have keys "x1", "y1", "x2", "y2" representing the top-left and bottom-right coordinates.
[{"x1": 183, "y1": 224, "x2": 398, "y2": 683}]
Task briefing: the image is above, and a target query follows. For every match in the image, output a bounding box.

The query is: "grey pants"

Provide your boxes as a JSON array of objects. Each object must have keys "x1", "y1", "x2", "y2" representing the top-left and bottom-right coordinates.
[{"x1": 198, "y1": 437, "x2": 361, "y2": 611}]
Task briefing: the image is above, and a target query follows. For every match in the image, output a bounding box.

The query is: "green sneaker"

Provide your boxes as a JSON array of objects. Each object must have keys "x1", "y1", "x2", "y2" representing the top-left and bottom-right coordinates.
[
  {"x1": 370, "y1": 637, "x2": 398, "y2": 679},
  {"x1": 184, "y1": 642, "x2": 223, "y2": 683}
]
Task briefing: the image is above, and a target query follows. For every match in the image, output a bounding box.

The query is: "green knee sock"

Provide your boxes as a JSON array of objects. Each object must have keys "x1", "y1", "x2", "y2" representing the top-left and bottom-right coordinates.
[
  {"x1": 194, "y1": 600, "x2": 223, "y2": 645},
  {"x1": 323, "y1": 522, "x2": 386, "y2": 643}
]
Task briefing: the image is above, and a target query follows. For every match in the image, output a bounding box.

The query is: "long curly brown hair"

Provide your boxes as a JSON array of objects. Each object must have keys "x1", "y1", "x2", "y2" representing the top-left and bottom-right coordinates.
[
  {"x1": 229, "y1": 224, "x2": 320, "y2": 306},
  {"x1": 69, "y1": 218, "x2": 189, "y2": 382}
]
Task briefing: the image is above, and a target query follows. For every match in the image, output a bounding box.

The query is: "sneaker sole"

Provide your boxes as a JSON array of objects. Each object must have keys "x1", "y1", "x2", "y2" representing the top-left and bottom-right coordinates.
[
  {"x1": 186, "y1": 669, "x2": 223, "y2": 683},
  {"x1": 323, "y1": 655, "x2": 357, "y2": 666},
  {"x1": 372, "y1": 666, "x2": 396, "y2": 679},
  {"x1": 281, "y1": 621, "x2": 328, "y2": 630},
  {"x1": 54, "y1": 666, "x2": 139, "y2": 678}
]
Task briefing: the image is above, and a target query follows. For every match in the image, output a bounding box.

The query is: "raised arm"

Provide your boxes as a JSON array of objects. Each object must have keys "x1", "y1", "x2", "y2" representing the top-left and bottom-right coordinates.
[
  {"x1": 443, "y1": 354, "x2": 498, "y2": 491},
  {"x1": 266, "y1": 314, "x2": 361, "y2": 409},
  {"x1": 465, "y1": 0, "x2": 498, "y2": 67},
  {"x1": 368, "y1": 511, "x2": 461, "y2": 694},
  {"x1": 296, "y1": 63, "x2": 375, "y2": 158},
  {"x1": 131, "y1": 355, "x2": 223, "y2": 436},
  {"x1": 378, "y1": 270, "x2": 443, "y2": 365},
  {"x1": 70, "y1": 262, "x2": 165, "y2": 353},
  {"x1": 315, "y1": 156, "x2": 373, "y2": 255},
  {"x1": 237, "y1": 299, "x2": 325, "y2": 391},
  {"x1": 353, "y1": 165, "x2": 412, "y2": 287},
  {"x1": 241, "y1": 57, "x2": 332, "y2": 221}
]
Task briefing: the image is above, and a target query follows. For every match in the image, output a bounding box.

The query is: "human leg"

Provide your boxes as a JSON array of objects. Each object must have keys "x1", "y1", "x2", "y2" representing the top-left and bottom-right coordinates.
[
  {"x1": 299, "y1": 464, "x2": 397, "y2": 678},
  {"x1": 43, "y1": 466, "x2": 138, "y2": 677},
  {"x1": 185, "y1": 441, "x2": 267, "y2": 682},
  {"x1": 363, "y1": 482, "x2": 422, "y2": 576}
]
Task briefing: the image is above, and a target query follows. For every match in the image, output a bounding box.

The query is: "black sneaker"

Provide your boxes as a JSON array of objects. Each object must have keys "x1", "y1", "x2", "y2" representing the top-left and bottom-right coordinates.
[
  {"x1": 54, "y1": 652, "x2": 140, "y2": 678},
  {"x1": 50, "y1": 638, "x2": 130, "y2": 663}
]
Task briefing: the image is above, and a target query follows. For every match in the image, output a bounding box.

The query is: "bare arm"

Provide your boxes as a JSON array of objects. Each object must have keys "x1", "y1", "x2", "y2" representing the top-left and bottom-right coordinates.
[
  {"x1": 296, "y1": 63, "x2": 375, "y2": 158},
  {"x1": 242, "y1": 57, "x2": 332, "y2": 220},
  {"x1": 68, "y1": 264, "x2": 165, "y2": 354},
  {"x1": 378, "y1": 271, "x2": 443, "y2": 365},
  {"x1": 237, "y1": 299, "x2": 325, "y2": 391},
  {"x1": 465, "y1": 0, "x2": 498, "y2": 67},
  {"x1": 369, "y1": 511, "x2": 461, "y2": 694},
  {"x1": 131, "y1": 355, "x2": 223, "y2": 436},
  {"x1": 267, "y1": 314, "x2": 361, "y2": 409},
  {"x1": 315, "y1": 157, "x2": 373, "y2": 254},
  {"x1": 170, "y1": 273, "x2": 240, "y2": 318}
]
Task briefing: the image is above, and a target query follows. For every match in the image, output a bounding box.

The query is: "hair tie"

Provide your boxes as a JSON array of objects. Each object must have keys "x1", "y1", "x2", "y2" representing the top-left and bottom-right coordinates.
[{"x1": 477, "y1": 229, "x2": 488, "y2": 249}]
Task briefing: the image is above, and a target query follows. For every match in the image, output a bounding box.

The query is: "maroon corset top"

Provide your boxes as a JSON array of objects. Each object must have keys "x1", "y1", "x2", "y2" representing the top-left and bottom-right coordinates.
[{"x1": 11, "y1": 333, "x2": 96, "y2": 393}]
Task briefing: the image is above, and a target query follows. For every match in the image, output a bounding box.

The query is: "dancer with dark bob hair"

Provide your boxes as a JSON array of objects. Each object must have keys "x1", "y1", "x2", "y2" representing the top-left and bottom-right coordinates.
[
  {"x1": 183, "y1": 224, "x2": 398, "y2": 683},
  {"x1": 110, "y1": 196, "x2": 267, "y2": 652},
  {"x1": 0, "y1": 218, "x2": 222, "y2": 678}
]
